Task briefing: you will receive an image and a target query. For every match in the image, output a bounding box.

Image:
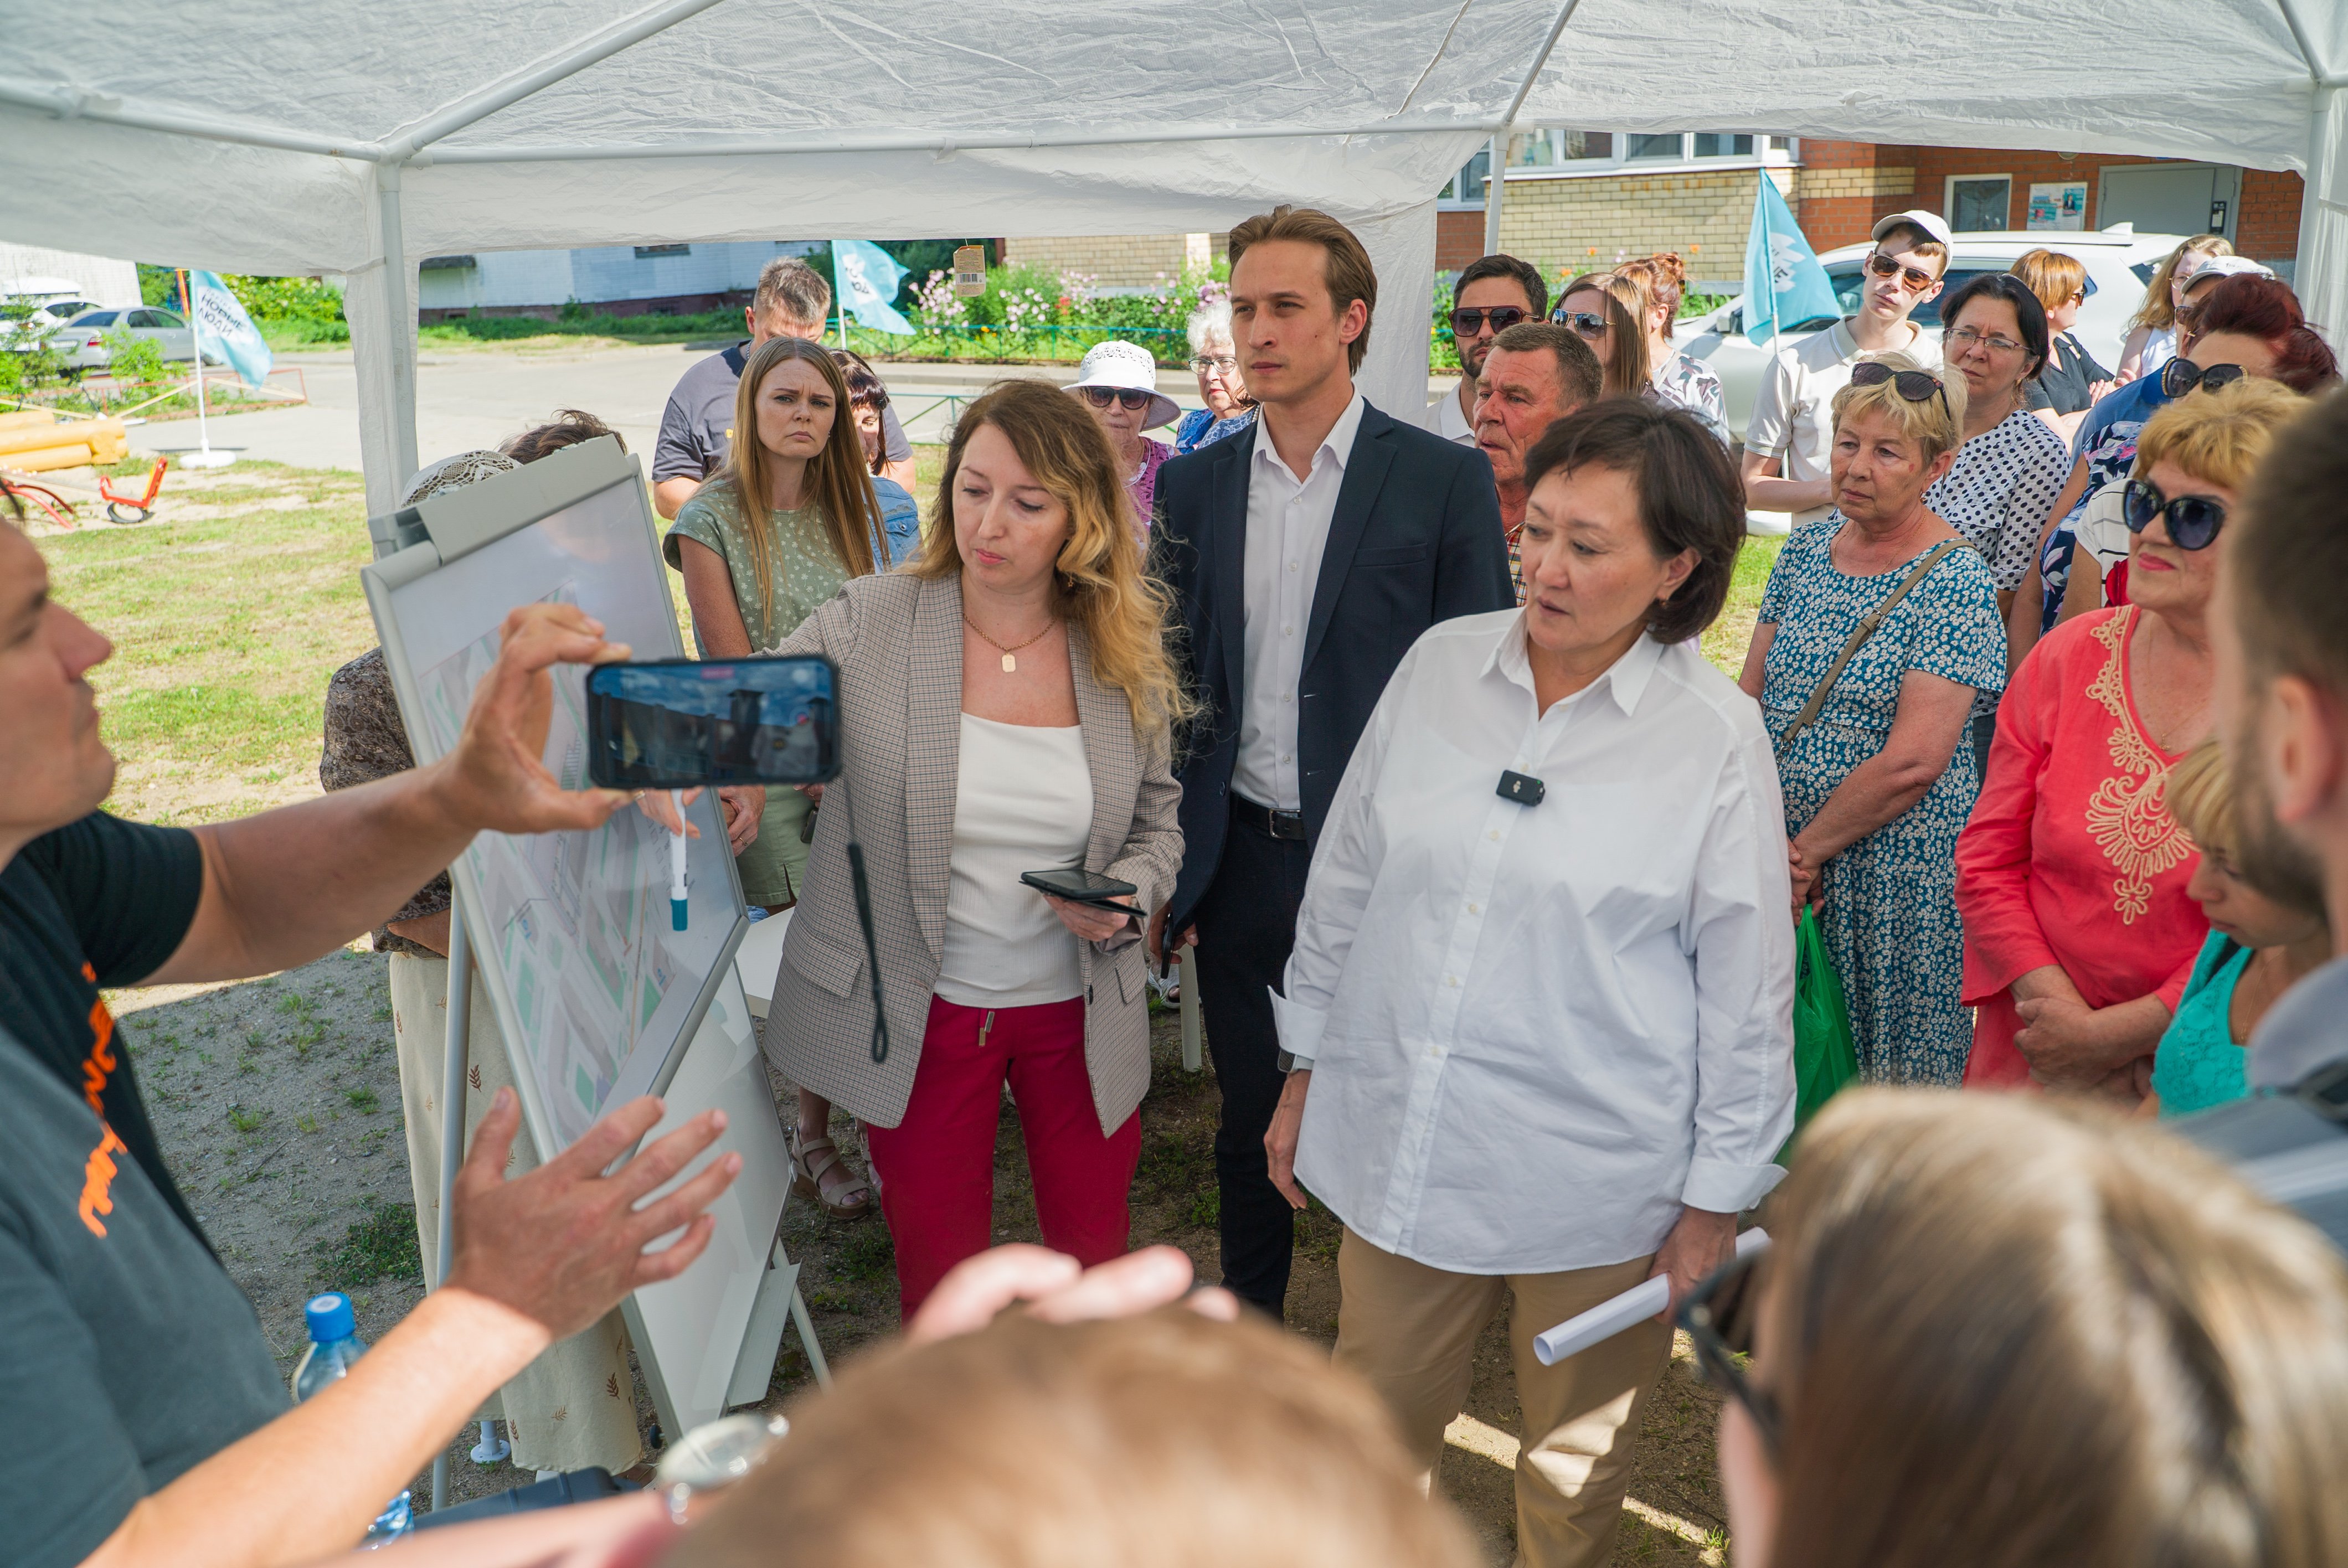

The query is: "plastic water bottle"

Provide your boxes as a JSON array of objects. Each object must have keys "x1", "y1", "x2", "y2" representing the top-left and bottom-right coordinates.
[{"x1": 292, "y1": 1292, "x2": 414, "y2": 1544}]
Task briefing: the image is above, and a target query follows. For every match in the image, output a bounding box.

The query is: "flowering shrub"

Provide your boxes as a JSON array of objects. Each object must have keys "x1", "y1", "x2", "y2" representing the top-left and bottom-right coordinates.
[{"x1": 894, "y1": 255, "x2": 1234, "y2": 364}]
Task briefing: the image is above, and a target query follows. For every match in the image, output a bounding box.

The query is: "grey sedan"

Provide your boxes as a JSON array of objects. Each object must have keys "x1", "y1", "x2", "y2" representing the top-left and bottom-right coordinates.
[{"x1": 45, "y1": 306, "x2": 224, "y2": 372}]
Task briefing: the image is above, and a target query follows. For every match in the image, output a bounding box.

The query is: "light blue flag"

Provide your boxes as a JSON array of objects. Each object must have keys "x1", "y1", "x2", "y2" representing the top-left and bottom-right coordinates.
[
  {"x1": 1742, "y1": 174, "x2": 1841, "y2": 345},
  {"x1": 831, "y1": 241, "x2": 914, "y2": 336},
  {"x1": 188, "y1": 271, "x2": 274, "y2": 387}
]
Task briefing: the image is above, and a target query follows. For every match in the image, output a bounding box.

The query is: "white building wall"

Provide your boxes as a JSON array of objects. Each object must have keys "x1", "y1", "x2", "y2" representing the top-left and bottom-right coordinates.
[
  {"x1": 416, "y1": 241, "x2": 821, "y2": 311},
  {"x1": 0, "y1": 242, "x2": 141, "y2": 306}
]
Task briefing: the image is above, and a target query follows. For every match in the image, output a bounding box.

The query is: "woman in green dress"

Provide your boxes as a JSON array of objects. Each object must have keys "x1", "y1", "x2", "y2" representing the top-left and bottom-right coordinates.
[{"x1": 665, "y1": 334, "x2": 919, "y2": 1217}]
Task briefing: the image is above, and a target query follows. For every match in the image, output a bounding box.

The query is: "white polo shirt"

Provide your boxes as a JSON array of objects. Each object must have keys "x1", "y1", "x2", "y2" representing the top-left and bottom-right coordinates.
[{"x1": 1744, "y1": 320, "x2": 1943, "y2": 529}]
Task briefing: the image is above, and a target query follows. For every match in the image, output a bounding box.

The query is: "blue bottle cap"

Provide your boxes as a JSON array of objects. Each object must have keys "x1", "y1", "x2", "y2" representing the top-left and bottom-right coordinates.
[
  {"x1": 305, "y1": 1291, "x2": 357, "y2": 1343},
  {"x1": 672, "y1": 897, "x2": 688, "y2": 931}
]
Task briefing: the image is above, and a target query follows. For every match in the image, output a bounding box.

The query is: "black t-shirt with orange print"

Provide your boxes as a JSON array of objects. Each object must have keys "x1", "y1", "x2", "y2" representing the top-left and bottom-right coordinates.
[{"x1": 0, "y1": 811, "x2": 208, "y2": 1249}]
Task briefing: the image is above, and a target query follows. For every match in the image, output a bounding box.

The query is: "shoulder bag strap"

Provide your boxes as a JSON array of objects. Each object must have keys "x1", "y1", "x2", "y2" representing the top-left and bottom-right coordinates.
[{"x1": 1779, "y1": 539, "x2": 1966, "y2": 750}]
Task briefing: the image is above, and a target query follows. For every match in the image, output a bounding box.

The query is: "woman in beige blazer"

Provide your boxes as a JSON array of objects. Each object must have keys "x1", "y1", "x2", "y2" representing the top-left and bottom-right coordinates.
[{"x1": 763, "y1": 378, "x2": 1188, "y2": 1316}]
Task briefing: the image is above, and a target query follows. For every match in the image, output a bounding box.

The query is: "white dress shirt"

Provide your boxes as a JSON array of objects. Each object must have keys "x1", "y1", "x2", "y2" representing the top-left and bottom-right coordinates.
[
  {"x1": 1423, "y1": 386, "x2": 1476, "y2": 445},
  {"x1": 1232, "y1": 391, "x2": 1368, "y2": 811},
  {"x1": 1275, "y1": 611, "x2": 1795, "y2": 1274}
]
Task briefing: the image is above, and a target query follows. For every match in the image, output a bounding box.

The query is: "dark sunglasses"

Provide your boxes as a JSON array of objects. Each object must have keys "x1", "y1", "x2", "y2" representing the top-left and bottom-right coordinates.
[
  {"x1": 1450, "y1": 306, "x2": 1530, "y2": 336},
  {"x1": 1865, "y1": 250, "x2": 1939, "y2": 293},
  {"x1": 1848, "y1": 359, "x2": 1951, "y2": 416},
  {"x1": 1675, "y1": 1239, "x2": 1781, "y2": 1452},
  {"x1": 2160, "y1": 359, "x2": 2248, "y2": 399},
  {"x1": 1554, "y1": 311, "x2": 1609, "y2": 337},
  {"x1": 1080, "y1": 386, "x2": 1152, "y2": 412},
  {"x1": 2123, "y1": 477, "x2": 2228, "y2": 550}
]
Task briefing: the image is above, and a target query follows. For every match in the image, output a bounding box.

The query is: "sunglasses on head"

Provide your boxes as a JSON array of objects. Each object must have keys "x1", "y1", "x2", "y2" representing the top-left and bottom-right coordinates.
[
  {"x1": 1865, "y1": 250, "x2": 1939, "y2": 293},
  {"x1": 1555, "y1": 311, "x2": 1609, "y2": 337},
  {"x1": 1450, "y1": 306, "x2": 1530, "y2": 336},
  {"x1": 2160, "y1": 359, "x2": 2248, "y2": 399},
  {"x1": 1676, "y1": 1238, "x2": 1781, "y2": 1453},
  {"x1": 1081, "y1": 386, "x2": 1153, "y2": 412},
  {"x1": 1848, "y1": 359, "x2": 1950, "y2": 415},
  {"x1": 2123, "y1": 477, "x2": 2227, "y2": 550}
]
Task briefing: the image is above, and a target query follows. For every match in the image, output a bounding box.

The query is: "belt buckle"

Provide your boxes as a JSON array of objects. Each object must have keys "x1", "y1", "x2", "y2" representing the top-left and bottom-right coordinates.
[{"x1": 1269, "y1": 807, "x2": 1304, "y2": 842}]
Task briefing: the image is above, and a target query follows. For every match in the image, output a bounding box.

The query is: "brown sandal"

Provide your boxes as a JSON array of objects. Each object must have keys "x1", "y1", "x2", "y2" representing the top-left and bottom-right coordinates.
[{"x1": 789, "y1": 1128, "x2": 874, "y2": 1220}]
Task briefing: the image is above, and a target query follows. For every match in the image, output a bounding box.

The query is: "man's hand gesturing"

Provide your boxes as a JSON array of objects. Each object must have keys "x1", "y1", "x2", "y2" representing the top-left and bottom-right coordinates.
[
  {"x1": 431, "y1": 602, "x2": 636, "y2": 838},
  {"x1": 446, "y1": 1090, "x2": 742, "y2": 1343}
]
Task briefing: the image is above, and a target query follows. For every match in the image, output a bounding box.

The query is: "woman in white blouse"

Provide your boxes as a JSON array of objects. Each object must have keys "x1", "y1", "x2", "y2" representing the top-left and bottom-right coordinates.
[{"x1": 1263, "y1": 401, "x2": 1794, "y2": 1568}]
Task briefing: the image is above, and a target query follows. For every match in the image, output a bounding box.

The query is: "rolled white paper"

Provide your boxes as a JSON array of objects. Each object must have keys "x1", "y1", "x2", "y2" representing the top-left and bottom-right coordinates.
[{"x1": 1532, "y1": 1227, "x2": 1770, "y2": 1366}]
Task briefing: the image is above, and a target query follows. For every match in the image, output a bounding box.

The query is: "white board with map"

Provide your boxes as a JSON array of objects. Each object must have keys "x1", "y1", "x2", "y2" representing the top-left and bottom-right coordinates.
[
  {"x1": 360, "y1": 437, "x2": 802, "y2": 1436},
  {"x1": 364, "y1": 442, "x2": 747, "y2": 1147}
]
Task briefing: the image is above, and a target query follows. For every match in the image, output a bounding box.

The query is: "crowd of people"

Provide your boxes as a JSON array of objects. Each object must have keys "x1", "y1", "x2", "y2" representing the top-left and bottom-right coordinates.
[{"x1": 6, "y1": 202, "x2": 2348, "y2": 1568}]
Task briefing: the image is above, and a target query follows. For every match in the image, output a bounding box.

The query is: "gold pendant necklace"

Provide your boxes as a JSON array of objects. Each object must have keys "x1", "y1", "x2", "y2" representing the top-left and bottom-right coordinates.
[{"x1": 963, "y1": 614, "x2": 1058, "y2": 674}]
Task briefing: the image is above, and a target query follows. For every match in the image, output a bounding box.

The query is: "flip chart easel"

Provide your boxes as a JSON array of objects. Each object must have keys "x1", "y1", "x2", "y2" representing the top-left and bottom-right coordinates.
[{"x1": 359, "y1": 438, "x2": 827, "y2": 1508}]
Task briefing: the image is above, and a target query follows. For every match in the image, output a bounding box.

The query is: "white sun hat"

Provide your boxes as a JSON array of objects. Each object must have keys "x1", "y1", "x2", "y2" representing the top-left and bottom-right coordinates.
[{"x1": 1066, "y1": 339, "x2": 1181, "y2": 430}]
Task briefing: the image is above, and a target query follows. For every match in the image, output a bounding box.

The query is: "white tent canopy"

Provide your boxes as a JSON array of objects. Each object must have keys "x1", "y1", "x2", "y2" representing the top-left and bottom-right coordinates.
[{"x1": 2, "y1": 0, "x2": 2340, "y2": 512}]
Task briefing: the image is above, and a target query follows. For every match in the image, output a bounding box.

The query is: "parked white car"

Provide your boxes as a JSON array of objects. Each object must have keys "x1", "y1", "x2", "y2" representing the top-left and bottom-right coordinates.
[
  {"x1": 45, "y1": 305, "x2": 224, "y2": 373},
  {"x1": 1, "y1": 295, "x2": 104, "y2": 350},
  {"x1": 1675, "y1": 226, "x2": 2186, "y2": 443}
]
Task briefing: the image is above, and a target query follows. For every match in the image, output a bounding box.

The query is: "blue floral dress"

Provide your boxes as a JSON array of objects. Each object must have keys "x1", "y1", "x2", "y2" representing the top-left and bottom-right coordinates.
[{"x1": 1758, "y1": 520, "x2": 2007, "y2": 1084}]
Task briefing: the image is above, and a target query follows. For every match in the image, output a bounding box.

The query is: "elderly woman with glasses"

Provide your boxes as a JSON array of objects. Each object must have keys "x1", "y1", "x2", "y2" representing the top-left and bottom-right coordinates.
[
  {"x1": 1065, "y1": 339, "x2": 1181, "y2": 533},
  {"x1": 1174, "y1": 299, "x2": 1258, "y2": 455},
  {"x1": 1956, "y1": 380, "x2": 2318, "y2": 1097},
  {"x1": 1738, "y1": 352, "x2": 2005, "y2": 1087}
]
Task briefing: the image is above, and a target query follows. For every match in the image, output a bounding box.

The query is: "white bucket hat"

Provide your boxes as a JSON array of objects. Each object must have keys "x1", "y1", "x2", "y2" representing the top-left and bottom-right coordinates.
[{"x1": 1066, "y1": 340, "x2": 1181, "y2": 430}]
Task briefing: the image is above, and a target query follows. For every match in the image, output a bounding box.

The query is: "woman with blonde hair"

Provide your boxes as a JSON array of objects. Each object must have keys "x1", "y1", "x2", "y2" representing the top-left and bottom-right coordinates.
[
  {"x1": 1693, "y1": 1088, "x2": 2348, "y2": 1568},
  {"x1": 1613, "y1": 252, "x2": 1727, "y2": 440},
  {"x1": 664, "y1": 333, "x2": 919, "y2": 1222},
  {"x1": 2146, "y1": 741, "x2": 2331, "y2": 1116},
  {"x1": 2117, "y1": 232, "x2": 2233, "y2": 381},
  {"x1": 1553, "y1": 271, "x2": 1649, "y2": 399},
  {"x1": 1741, "y1": 350, "x2": 2004, "y2": 1085},
  {"x1": 760, "y1": 377, "x2": 1187, "y2": 1316},
  {"x1": 1958, "y1": 380, "x2": 2312, "y2": 1094}
]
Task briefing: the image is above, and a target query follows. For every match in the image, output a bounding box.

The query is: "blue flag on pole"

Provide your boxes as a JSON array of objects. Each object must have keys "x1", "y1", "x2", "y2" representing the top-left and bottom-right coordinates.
[
  {"x1": 831, "y1": 241, "x2": 914, "y2": 336},
  {"x1": 1742, "y1": 173, "x2": 1841, "y2": 345},
  {"x1": 188, "y1": 271, "x2": 274, "y2": 388}
]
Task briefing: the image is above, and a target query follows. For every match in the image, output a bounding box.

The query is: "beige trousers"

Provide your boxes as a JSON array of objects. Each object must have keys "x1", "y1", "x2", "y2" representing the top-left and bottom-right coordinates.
[
  {"x1": 389, "y1": 952, "x2": 642, "y2": 1475},
  {"x1": 1333, "y1": 1229, "x2": 1672, "y2": 1568}
]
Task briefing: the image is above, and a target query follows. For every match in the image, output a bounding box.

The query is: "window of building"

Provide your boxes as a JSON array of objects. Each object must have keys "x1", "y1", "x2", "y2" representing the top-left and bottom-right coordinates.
[
  {"x1": 1691, "y1": 133, "x2": 1755, "y2": 158},
  {"x1": 1625, "y1": 133, "x2": 1681, "y2": 160},
  {"x1": 1946, "y1": 176, "x2": 2013, "y2": 233},
  {"x1": 633, "y1": 244, "x2": 692, "y2": 259},
  {"x1": 1484, "y1": 131, "x2": 1799, "y2": 186}
]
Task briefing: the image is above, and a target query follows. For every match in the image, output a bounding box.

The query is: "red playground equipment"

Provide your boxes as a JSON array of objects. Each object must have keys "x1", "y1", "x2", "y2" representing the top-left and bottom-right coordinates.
[{"x1": 1, "y1": 456, "x2": 169, "y2": 527}]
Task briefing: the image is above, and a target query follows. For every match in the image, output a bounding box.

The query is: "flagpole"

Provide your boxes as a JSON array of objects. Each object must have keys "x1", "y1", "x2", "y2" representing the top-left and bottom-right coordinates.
[{"x1": 179, "y1": 270, "x2": 235, "y2": 468}]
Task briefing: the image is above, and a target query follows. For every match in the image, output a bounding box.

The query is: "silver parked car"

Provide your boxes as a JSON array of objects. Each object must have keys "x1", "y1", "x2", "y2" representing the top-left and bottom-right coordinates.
[
  {"x1": 46, "y1": 306, "x2": 225, "y2": 372},
  {"x1": 1674, "y1": 227, "x2": 2187, "y2": 443}
]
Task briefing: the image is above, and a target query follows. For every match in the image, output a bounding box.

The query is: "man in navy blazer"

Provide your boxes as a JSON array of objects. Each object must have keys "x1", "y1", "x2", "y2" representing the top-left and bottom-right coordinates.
[{"x1": 1150, "y1": 206, "x2": 1512, "y2": 1314}]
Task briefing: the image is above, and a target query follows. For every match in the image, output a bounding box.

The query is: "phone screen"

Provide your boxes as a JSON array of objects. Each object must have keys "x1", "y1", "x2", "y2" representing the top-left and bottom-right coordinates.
[{"x1": 585, "y1": 656, "x2": 840, "y2": 788}]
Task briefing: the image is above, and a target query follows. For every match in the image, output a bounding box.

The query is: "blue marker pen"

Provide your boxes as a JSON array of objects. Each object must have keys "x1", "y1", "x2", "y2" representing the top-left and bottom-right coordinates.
[{"x1": 668, "y1": 788, "x2": 689, "y2": 931}]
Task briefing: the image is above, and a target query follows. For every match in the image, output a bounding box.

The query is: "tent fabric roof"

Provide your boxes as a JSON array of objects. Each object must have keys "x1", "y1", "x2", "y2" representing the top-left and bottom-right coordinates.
[{"x1": 2, "y1": 0, "x2": 2340, "y2": 507}]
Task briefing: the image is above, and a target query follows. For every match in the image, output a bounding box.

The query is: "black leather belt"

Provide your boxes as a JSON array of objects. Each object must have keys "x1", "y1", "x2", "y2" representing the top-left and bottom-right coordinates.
[{"x1": 1232, "y1": 795, "x2": 1306, "y2": 842}]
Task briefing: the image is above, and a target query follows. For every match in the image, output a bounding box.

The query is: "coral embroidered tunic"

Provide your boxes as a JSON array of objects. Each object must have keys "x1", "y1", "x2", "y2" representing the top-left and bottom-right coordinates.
[{"x1": 1956, "y1": 607, "x2": 2208, "y2": 1086}]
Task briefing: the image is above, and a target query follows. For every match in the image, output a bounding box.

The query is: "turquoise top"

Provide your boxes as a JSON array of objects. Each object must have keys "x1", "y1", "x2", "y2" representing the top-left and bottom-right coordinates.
[{"x1": 2153, "y1": 932, "x2": 2253, "y2": 1117}]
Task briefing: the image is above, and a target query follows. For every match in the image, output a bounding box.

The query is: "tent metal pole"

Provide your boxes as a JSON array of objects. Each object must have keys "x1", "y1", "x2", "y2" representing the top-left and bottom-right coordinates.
[
  {"x1": 1481, "y1": 135, "x2": 1505, "y2": 256},
  {"x1": 374, "y1": 163, "x2": 420, "y2": 487},
  {"x1": 2298, "y1": 85, "x2": 2345, "y2": 334},
  {"x1": 1495, "y1": 0, "x2": 1592, "y2": 131},
  {"x1": 0, "y1": 77, "x2": 365, "y2": 157},
  {"x1": 429, "y1": 905, "x2": 473, "y2": 1514}
]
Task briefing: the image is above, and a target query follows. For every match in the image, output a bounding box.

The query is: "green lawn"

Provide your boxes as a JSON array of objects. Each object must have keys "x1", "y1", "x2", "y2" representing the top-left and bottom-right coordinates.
[{"x1": 36, "y1": 455, "x2": 1778, "y2": 830}]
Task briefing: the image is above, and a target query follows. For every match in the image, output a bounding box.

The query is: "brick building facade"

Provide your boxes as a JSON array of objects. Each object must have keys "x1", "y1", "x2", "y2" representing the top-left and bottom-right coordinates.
[
  {"x1": 1436, "y1": 137, "x2": 2306, "y2": 292},
  {"x1": 998, "y1": 231, "x2": 1225, "y2": 288}
]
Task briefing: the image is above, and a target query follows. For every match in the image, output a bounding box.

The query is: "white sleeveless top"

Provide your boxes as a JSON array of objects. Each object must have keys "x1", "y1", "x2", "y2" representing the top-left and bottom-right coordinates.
[{"x1": 935, "y1": 714, "x2": 1094, "y2": 1009}]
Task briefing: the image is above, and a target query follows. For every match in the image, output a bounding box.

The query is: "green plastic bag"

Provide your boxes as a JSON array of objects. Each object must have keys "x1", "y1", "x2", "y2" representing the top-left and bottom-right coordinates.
[{"x1": 1791, "y1": 907, "x2": 1860, "y2": 1132}]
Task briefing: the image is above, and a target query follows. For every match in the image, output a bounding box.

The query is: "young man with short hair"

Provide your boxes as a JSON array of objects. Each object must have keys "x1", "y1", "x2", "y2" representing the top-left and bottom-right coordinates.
[
  {"x1": 1152, "y1": 206, "x2": 1512, "y2": 1317},
  {"x1": 1743, "y1": 210, "x2": 1950, "y2": 528},
  {"x1": 1429, "y1": 254, "x2": 1548, "y2": 445},
  {"x1": 651, "y1": 255, "x2": 916, "y2": 518},
  {"x1": 1472, "y1": 321, "x2": 1603, "y2": 601}
]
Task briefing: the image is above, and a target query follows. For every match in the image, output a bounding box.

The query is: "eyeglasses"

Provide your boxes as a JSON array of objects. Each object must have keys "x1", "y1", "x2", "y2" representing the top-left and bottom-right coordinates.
[
  {"x1": 1190, "y1": 355, "x2": 1239, "y2": 375},
  {"x1": 2123, "y1": 477, "x2": 2228, "y2": 550},
  {"x1": 2160, "y1": 359, "x2": 2248, "y2": 399},
  {"x1": 1555, "y1": 311, "x2": 1609, "y2": 338},
  {"x1": 1865, "y1": 250, "x2": 1939, "y2": 293},
  {"x1": 1675, "y1": 1239, "x2": 1781, "y2": 1453},
  {"x1": 1848, "y1": 359, "x2": 1951, "y2": 416},
  {"x1": 1945, "y1": 325, "x2": 2025, "y2": 355},
  {"x1": 1080, "y1": 386, "x2": 1153, "y2": 412},
  {"x1": 1450, "y1": 306, "x2": 1530, "y2": 336}
]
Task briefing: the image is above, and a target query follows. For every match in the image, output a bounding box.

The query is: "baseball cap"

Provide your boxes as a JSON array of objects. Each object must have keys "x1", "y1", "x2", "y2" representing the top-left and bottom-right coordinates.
[
  {"x1": 1871, "y1": 209, "x2": 1955, "y2": 251},
  {"x1": 2184, "y1": 255, "x2": 2276, "y2": 287}
]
